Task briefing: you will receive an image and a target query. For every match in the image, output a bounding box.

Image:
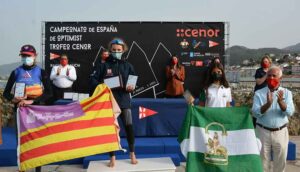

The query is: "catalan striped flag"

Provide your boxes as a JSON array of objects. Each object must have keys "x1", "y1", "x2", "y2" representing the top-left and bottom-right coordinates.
[{"x1": 17, "y1": 84, "x2": 122, "y2": 171}]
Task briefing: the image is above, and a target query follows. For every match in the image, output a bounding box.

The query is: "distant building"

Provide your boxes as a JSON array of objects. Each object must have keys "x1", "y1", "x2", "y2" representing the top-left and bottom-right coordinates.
[
  {"x1": 283, "y1": 66, "x2": 292, "y2": 75},
  {"x1": 291, "y1": 65, "x2": 300, "y2": 75},
  {"x1": 281, "y1": 77, "x2": 300, "y2": 88},
  {"x1": 239, "y1": 66, "x2": 258, "y2": 78},
  {"x1": 238, "y1": 76, "x2": 300, "y2": 89},
  {"x1": 226, "y1": 70, "x2": 240, "y2": 83},
  {"x1": 238, "y1": 77, "x2": 255, "y2": 89}
]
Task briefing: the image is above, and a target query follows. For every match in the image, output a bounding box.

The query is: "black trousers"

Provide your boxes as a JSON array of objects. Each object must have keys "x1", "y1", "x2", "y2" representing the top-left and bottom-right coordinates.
[
  {"x1": 51, "y1": 84, "x2": 72, "y2": 103},
  {"x1": 110, "y1": 108, "x2": 135, "y2": 157},
  {"x1": 252, "y1": 117, "x2": 257, "y2": 128}
]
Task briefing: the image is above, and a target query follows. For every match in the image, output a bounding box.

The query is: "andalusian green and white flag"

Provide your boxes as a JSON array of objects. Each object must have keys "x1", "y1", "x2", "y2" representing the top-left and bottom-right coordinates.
[{"x1": 178, "y1": 105, "x2": 262, "y2": 172}]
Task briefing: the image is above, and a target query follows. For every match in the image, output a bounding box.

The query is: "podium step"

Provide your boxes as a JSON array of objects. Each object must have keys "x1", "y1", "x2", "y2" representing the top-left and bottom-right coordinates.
[
  {"x1": 0, "y1": 128, "x2": 17, "y2": 166},
  {"x1": 0, "y1": 127, "x2": 297, "y2": 167},
  {"x1": 83, "y1": 154, "x2": 180, "y2": 169},
  {"x1": 87, "y1": 157, "x2": 176, "y2": 172}
]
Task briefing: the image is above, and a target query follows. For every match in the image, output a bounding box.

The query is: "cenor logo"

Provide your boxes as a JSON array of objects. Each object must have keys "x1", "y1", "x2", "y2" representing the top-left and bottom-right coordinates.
[{"x1": 176, "y1": 28, "x2": 220, "y2": 38}]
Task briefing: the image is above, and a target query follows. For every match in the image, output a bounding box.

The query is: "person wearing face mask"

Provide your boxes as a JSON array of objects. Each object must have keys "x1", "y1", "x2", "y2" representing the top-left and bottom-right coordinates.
[
  {"x1": 201, "y1": 56, "x2": 222, "y2": 91},
  {"x1": 165, "y1": 55, "x2": 185, "y2": 98},
  {"x1": 254, "y1": 55, "x2": 272, "y2": 92},
  {"x1": 199, "y1": 63, "x2": 231, "y2": 107},
  {"x1": 3, "y1": 44, "x2": 52, "y2": 172},
  {"x1": 50, "y1": 54, "x2": 77, "y2": 102},
  {"x1": 89, "y1": 49, "x2": 110, "y2": 95},
  {"x1": 252, "y1": 55, "x2": 272, "y2": 127},
  {"x1": 211, "y1": 56, "x2": 221, "y2": 65},
  {"x1": 252, "y1": 66, "x2": 294, "y2": 172},
  {"x1": 96, "y1": 49, "x2": 110, "y2": 65},
  {"x1": 90, "y1": 38, "x2": 137, "y2": 167}
]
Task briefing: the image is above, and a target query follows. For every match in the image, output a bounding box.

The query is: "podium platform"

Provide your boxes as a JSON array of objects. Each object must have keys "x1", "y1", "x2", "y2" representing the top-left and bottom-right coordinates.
[
  {"x1": 87, "y1": 157, "x2": 176, "y2": 172},
  {"x1": 0, "y1": 127, "x2": 297, "y2": 167}
]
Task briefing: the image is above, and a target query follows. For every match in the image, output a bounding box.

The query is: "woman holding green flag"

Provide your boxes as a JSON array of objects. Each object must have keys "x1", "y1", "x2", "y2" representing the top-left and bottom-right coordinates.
[{"x1": 199, "y1": 63, "x2": 232, "y2": 107}]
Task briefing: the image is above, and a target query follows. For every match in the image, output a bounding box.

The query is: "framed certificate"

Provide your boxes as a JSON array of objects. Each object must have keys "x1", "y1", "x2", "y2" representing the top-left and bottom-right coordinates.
[
  {"x1": 63, "y1": 92, "x2": 74, "y2": 99},
  {"x1": 104, "y1": 75, "x2": 123, "y2": 89},
  {"x1": 14, "y1": 83, "x2": 26, "y2": 98},
  {"x1": 126, "y1": 75, "x2": 138, "y2": 89},
  {"x1": 78, "y1": 93, "x2": 89, "y2": 101},
  {"x1": 72, "y1": 93, "x2": 79, "y2": 101},
  {"x1": 183, "y1": 90, "x2": 195, "y2": 104}
]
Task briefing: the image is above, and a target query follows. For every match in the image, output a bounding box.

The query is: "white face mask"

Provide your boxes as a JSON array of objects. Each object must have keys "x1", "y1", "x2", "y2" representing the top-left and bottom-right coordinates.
[
  {"x1": 111, "y1": 52, "x2": 123, "y2": 60},
  {"x1": 21, "y1": 57, "x2": 34, "y2": 66}
]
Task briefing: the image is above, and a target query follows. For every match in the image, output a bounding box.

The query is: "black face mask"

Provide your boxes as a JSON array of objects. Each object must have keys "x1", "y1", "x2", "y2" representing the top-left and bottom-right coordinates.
[{"x1": 212, "y1": 72, "x2": 222, "y2": 81}]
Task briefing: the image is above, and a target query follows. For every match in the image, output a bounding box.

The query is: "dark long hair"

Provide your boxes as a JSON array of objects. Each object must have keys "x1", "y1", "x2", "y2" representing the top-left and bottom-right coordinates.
[
  {"x1": 211, "y1": 56, "x2": 221, "y2": 65},
  {"x1": 204, "y1": 63, "x2": 229, "y2": 89},
  {"x1": 168, "y1": 55, "x2": 182, "y2": 68}
]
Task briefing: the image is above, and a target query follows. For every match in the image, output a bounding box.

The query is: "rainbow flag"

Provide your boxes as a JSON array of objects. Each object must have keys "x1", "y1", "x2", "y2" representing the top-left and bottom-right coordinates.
[{"x1": 17, "y1": 84, "x2": 122, "y2": 171}]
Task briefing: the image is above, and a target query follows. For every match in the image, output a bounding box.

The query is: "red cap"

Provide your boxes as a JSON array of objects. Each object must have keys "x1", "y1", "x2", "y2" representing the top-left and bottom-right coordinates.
[{"x1": 19, "y1": 45, "x2": 36, "y2": 56}]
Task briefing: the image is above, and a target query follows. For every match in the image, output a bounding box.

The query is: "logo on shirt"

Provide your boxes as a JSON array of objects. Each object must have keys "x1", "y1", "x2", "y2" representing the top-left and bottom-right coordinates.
[
  {"x1": 106, "y1": 69, "x2": 113, "y2": 76},
  {"x1": 22, "y1": 71, "x2": 31, "y2": 78}
]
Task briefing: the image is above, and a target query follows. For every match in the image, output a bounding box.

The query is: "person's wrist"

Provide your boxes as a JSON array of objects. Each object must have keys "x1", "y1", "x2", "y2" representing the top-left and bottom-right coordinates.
[{"x1": 266, "y1": 101, "x2": 272, "y2": 107}]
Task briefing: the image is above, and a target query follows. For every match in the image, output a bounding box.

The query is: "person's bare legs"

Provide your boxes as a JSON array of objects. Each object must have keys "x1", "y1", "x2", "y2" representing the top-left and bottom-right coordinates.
[
  {"x1": 130, "y1": 152, "x2": 138, "y2": 164},
  {"x1": 108, "y1": 155, "x2": 116, "y2": 167}
]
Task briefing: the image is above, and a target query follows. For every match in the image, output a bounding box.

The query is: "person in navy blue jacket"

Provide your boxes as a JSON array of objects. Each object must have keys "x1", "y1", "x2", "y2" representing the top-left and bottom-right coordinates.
[{"x1": 90, "y1": 38, "x2": 137, "y2": 167}]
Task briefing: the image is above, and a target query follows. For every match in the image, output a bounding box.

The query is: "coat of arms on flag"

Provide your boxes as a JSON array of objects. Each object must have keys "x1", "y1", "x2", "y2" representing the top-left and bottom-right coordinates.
[
  {"x1": 17, "y1": 84, "x2": 122, "y2": 171},
  {"x1": 178, "y1": 105, "x2": 263, "y2": 172},
  {"x1": 139, "y1": 106, "x2": 158, "y2": 119},
  {"x1": 204, "y1": 122, "x2": 228, "y2": 165}
]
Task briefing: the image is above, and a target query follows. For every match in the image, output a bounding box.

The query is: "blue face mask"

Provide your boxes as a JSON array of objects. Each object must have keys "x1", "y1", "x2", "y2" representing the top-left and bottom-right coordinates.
[
  {"x1": 111, "y1": 52, "x2": 123, "y2": 60},
  {"x1": 21, "y1": 57, "x2": 34, "y2": 66}
]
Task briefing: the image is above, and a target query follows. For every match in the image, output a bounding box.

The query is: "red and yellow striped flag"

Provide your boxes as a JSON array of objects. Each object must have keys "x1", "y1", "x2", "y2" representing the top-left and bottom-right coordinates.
[{"x1": 17, "y1": 84, "x2": 121, "y2": 171}]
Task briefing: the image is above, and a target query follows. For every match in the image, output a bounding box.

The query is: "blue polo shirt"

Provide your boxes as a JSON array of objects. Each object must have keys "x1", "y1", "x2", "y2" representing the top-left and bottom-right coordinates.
[{"x1": 252, "y1": 86, "x2": 295, "y2": 128}]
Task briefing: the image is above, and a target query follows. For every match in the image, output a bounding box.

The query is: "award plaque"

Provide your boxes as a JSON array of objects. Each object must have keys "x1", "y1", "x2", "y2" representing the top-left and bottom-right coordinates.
[
  {"x1": 104, "y1": 75, "x2": 123, "y2": 89},
  {"x1": 14, "y1": 83, "x2": 26, "y2": 98},
  {"x1": 183, "y1": 90, "x2": 195, "y2": 104},
  {"x1": 64, "y1": 92, "x2": 74, "y2": 99},
  {"x1": 126, "y1": 75, "x2": 138, "y2": 89}
]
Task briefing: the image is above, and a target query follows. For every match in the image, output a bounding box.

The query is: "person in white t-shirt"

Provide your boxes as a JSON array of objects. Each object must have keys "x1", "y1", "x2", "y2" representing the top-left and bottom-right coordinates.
[
  {"x1": 50, "y1": 54, "x2": 77, "y2": 102},
  {"x1": 199, "y1": 63, "x2": 232, "y2": 107}
]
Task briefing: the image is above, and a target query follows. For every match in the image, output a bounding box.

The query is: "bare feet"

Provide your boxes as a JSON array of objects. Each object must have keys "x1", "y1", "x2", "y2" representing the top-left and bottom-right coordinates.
[
  {"x1": 130, "y1": 152, "x2": 138, "y2": 164},
  {"x1": 108, "y1": 155, "x2": 116, "y2": 168}
]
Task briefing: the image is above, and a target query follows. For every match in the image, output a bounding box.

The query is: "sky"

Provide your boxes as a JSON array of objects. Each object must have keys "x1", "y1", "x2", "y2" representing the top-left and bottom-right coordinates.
[{"x1": 0, "y1": 0, "x2": 299, "y2": 65}]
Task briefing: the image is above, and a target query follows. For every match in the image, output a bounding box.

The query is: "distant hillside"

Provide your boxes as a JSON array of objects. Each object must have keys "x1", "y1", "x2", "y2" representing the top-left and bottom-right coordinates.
[
  {"x1": 1, "y1": 43, "x2": 299, "y2": 75},
  {"x1": 283, "y1": 42, "x2": 300, "y2": 52},
  {"x1": 0, "y1": 62, "x2": 21, "y2": 78},
  {"x1": 226, "y1": 45, "x2": 294, "y2": 65},
  {"x1": 0, "y1": 62, "x2": 42, "y2": 78}
]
